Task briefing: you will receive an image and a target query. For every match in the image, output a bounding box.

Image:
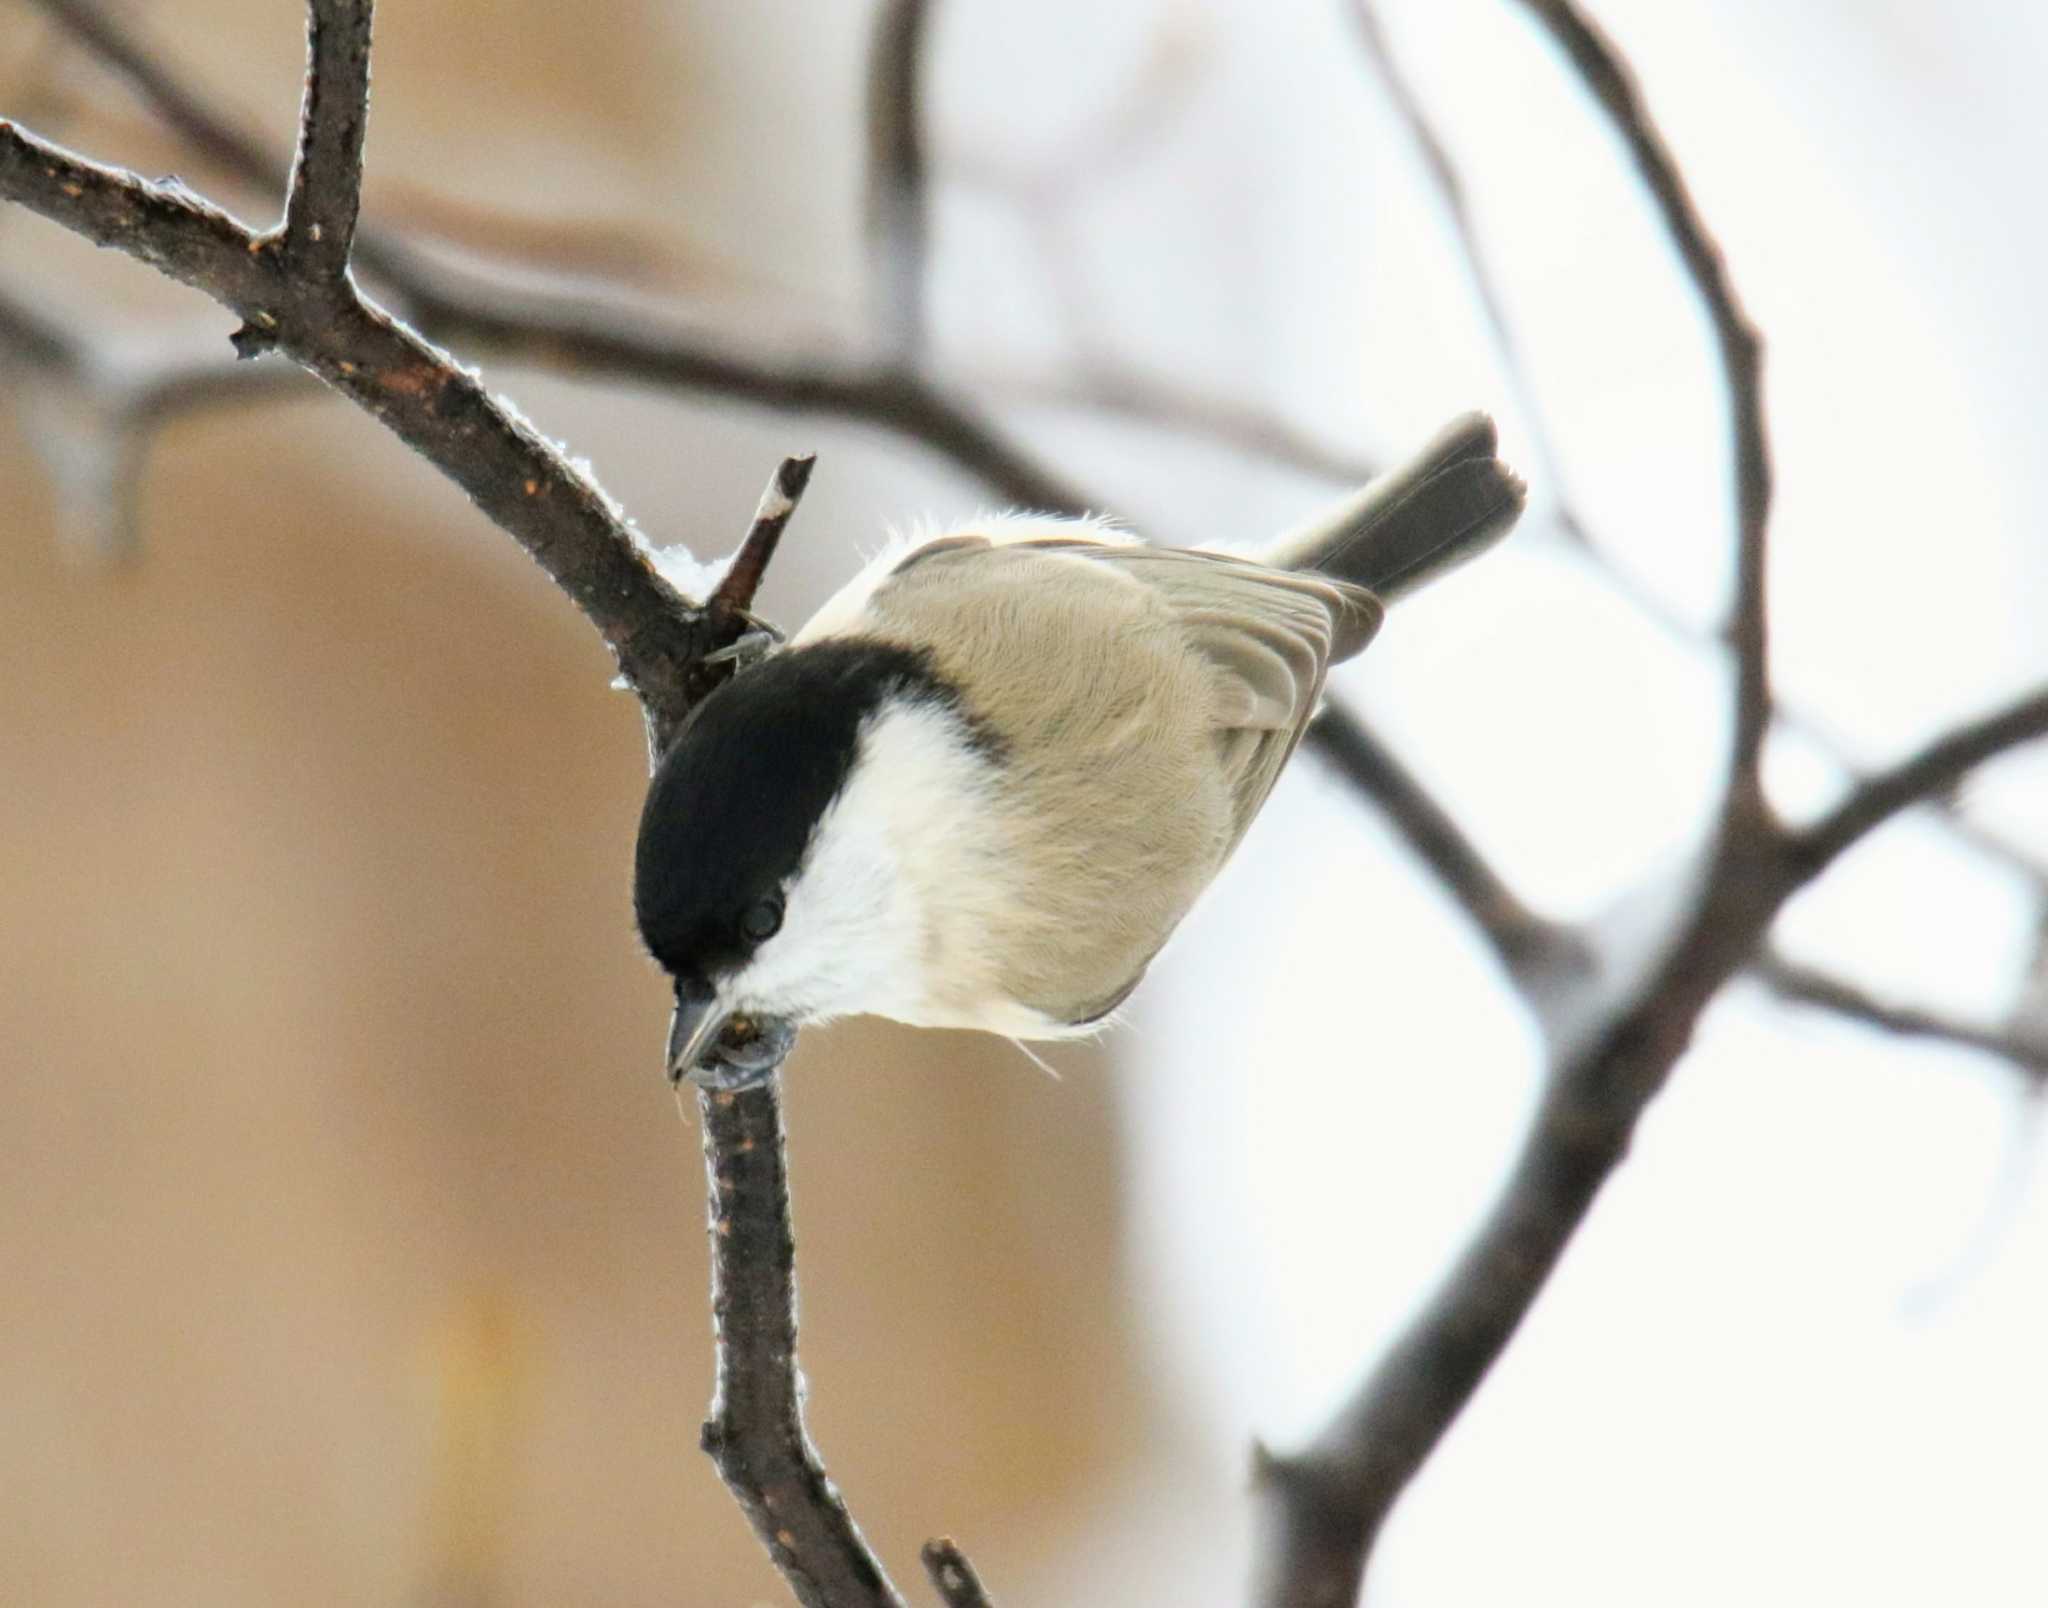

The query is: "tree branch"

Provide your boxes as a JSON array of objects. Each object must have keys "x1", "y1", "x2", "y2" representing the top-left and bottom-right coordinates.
[
  {"x1": 39, "y1": 0, "x2": 2048, "y2": 918},
  {"x1": 1253, "y1": 3, "x2": 1785, "y2": 1596},
  {"x1": 920, "y1": 1540, "x2": 998, "y2": 1608},
  {"x1": 1305, "y1": 705, "x2": 1585, "y2": 993},
  {"x1": 1258, "y1": 672, "x2": 2048, "y2": 1601},
  {"x1": 0, "y1": 288, "x2": 307, "y2": 556},
  {"x1": 1789, "y1": 685, "x2": 2048, "y2": 876},
  {"x1": 33, "y1": 0, "x2": 284, "y2": 196},
  {"x1": 1506, "y1": 0, "x2": 1773, "y2": 802},
  {"x1": 1252, "y1": 821, "x2": 1778, "y2": 1606},
  {"x1": 1345, "y1": 0, "x2": 1588, "y2": 546},
  {"x1": 681, "y1": 453, "x2": 818, "y2": 710},
  {"x1": 1754, "y1": 950, "x2": 2048, "y2": 1086},
  {"x1": 0, "y1": 115, "x2": 714, "y2": 738},
  {"x1": 6, "y1": 10, "x2": 953, "y2": 1603},
  {"x1": 278, "y1": 0, "x2": 372, "y2": 282},
  {"x1": 694, "y1": 1083, "x2": 905, "y2": 1608},
  {"x1": 0, "y1": 122, "x2": 270, "y2": 294},
  {"x1": 866, "y1": 0, "x2": 934, "y2": 359},
  {"x1": 709, "y1": 452, "x2": 816, "y2": 624}
]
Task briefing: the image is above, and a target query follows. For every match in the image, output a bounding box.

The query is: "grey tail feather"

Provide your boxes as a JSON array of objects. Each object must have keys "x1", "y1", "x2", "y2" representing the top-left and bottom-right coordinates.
[{"x1": 1262, "y1": 411, "x2": 1527, "y2": 601}]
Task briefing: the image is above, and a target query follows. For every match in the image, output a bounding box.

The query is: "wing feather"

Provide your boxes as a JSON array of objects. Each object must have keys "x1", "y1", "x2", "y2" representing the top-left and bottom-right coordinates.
[
  {"x1": 1022, "y1": 541, "x2": 1379, "y2": 844},
  {"x1": 855, "y1": 533, "x2": 1380, "y2": 849}
]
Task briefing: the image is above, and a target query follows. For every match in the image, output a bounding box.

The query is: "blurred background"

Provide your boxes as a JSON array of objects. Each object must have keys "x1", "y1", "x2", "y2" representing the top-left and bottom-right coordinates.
[{"x1": 3, "y1": 1, "x2": 2046, "y2": 1604}]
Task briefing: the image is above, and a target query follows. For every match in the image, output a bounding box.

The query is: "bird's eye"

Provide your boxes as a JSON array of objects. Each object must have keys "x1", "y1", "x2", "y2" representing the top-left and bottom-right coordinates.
[{"x1": 741, "y1": 895, "x2": 784, "y2": 943}]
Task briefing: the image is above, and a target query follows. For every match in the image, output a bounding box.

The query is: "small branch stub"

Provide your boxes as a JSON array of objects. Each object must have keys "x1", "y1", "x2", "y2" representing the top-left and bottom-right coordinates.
[
  {"x1": 681, "y1": 453, "x2": 819, "y2": 713},
  {"x1": 709, "y1": 452, "x2": 817, "y2": 625},
  {"x1": 921, "y1": 1539, "x2": 997, "y2": 1608}
]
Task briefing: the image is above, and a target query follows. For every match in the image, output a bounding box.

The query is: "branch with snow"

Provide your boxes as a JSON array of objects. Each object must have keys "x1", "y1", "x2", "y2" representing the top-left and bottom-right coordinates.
[
  {"x1": 2, "y1": 8, "x2": 976, "y2": 1604},
  {"x1": 0, "y1": 77, "x2": 713, "y2": 752}
]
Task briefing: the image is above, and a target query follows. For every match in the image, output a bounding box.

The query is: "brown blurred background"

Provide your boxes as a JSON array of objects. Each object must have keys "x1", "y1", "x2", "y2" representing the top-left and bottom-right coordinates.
[{"x1": 0, "y1": 3, "x2": 1150, "y2": 1602}]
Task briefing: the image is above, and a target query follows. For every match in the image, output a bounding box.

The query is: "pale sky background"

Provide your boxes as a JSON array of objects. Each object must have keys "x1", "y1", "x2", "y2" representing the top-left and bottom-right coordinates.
[{"x1": 917, "y1": 0, "x2": 2048, "y2": 1602}]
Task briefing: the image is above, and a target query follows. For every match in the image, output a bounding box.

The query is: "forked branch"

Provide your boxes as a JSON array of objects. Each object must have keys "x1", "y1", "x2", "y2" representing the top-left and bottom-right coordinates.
[{"x1": 1250, "y1": 4, "x2": 2022, "y2": 1602}]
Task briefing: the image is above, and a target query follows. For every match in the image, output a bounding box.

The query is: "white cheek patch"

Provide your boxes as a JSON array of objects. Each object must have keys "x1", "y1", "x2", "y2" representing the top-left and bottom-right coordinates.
[
  {"x1": 723, "y1": 794, "x2": 919, "y2": 1025},
  {"x1": 721, "y1": 699, "x2": 996, "y2": 1027}
]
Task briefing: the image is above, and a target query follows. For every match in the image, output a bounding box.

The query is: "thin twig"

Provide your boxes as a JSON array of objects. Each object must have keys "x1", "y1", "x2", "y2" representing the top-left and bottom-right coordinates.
[
  {"x1": 1507, "y1": 0, "x2": 1773, "y2": 800},
  {"x1": 26, "y1": 0, "x2": 1079, "y2": 515},
  {"x1": 1790, "y1": 685, "x2": 2048, "y2": 875},
  {"x1": 693, "y1": 1082, "x2": 905, "y2": 1608},
  {"x1": 399, "y1": 285, "x2": 1090, "y2": 515},
  {"x1": 1754, "y1": 950, "x2": 2048, "y2": 1085},
  {"x1": 1346, "y1": 0, "x2": 1588, "y2": 545},
  {"x1": 33, "y1": 0, "x2": 282, "y2": 192},
  {"x1": 681, "y1": 453, "x2": 819, "y2": 711},
  {"x1": 866, "y1": 0, "x2": 934, "y2": 359},
  {"x1": 975, "y1": 358, "x2": 1381, "y2": 486},
  {"x1": 920, "y1": 1540, "x2": 997, "y2": 1608},
  {"x1": 30, "y1": 0, "x2": 424, "y2": 291},
  {"x1": 1252, "y1": 4, "x2": 1782, "y2": 1598},
  {"x1": 0, "y1": 116, "x2": 710, "y2": 738},
  {"x1": 0, "y1": 288, "x2": 309, "y2": 556},
  {"x1": 709, "y1": 452, "x2": 817, "y2": 624},
  {"x1": 1305, "y1": 705, "x2": 1584, "y2": 992}
]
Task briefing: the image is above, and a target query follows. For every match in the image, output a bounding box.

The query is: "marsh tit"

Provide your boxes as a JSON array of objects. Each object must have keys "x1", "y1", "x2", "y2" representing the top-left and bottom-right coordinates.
[{"x1": 636, "y1": 412, "x2": 1525, "y2": 1089}]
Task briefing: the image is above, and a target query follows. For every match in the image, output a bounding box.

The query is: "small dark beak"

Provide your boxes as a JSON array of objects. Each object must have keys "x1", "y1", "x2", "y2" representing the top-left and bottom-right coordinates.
[
  {"x1": 667, "y1": 994, "x2": 797, "y2": 1092},
  {"x1": 667, "y1": 993, "x2": 729, "y2": 1082}
]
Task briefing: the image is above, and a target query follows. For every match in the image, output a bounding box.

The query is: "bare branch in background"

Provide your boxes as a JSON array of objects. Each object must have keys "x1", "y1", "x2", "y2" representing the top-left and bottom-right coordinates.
[
  {"x1": 1789, "y1": 686, "x2": 2048, "y2": 875},
  {"x1": 1504, "y1": 0, "x2": 1774, "y2": 800},
  {"x1": 684, "y1": 452, "x2": 819, "y2": 708},
  {"x1": 22, "y1": 0, "x2": 1082, "y2": 514},
  {"x1": 866, "y1": 0, "x2": 934, "y2": 359},
  {"x1": 33, "y1": 0, "x2": 283, "y2": 194},
  {"x1": 977, "y1": 358, "x2": 1383, "y2": 485},
  {"x1": 0, "y1": 288, "x2": 305, "y2": 556},
  {"x1": 26, "y1": 0, "x2": 2037, "y2": 912},
  {"x1": 410, "y1": 276, "x2": 1094, "y2": 514},
  {"x1": 1754, "y1": 950, "x2": 2048, "y2": 1086},
  {"x1": 1305, "y1": 705, "x2": 1587, "y2": 993},
  {"x1": 0, "y1": 93, "x2": 711, "y2": 746},
  {"x1": 1249, "y1": 3, "x2": 2023, "y2": 1600},
  {"x1": 1346, "y1": 0, "x2": 1589, "y2": 545}
]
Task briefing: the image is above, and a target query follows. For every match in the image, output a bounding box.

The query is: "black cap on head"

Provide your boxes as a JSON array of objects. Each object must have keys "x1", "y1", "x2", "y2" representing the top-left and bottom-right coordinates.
[{"x1": 632, "y1": 637, "x2": 972, "y2": 990}]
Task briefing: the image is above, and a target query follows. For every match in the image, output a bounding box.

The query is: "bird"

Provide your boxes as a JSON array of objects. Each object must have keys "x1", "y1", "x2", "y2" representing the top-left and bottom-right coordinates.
[{"x1": 634, "y1": 412, "x2": 1525, "y2": 1089}]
